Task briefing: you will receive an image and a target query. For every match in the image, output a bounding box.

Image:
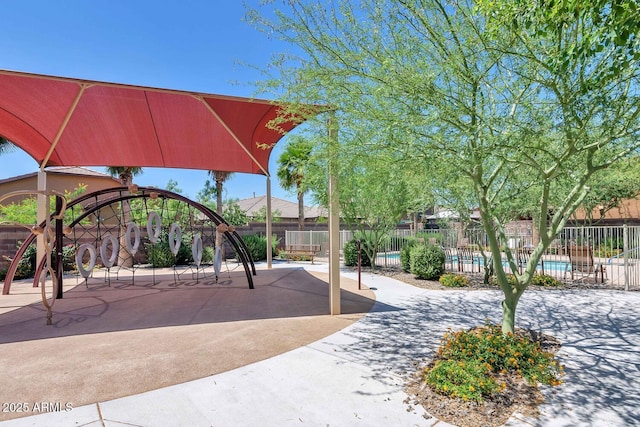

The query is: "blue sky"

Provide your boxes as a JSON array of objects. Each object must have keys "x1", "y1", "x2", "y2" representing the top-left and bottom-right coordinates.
[{"x1": 0, "y1": 1, "x2": 302, "y2": 203}]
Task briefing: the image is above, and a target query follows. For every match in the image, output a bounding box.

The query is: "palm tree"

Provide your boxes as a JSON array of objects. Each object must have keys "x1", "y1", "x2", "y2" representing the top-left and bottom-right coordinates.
[
  {"x1": 0, "y1": 136, "x2": 16, "y2": 156},
  {"x1": 277, "y1": 138, "x2": 313, "y2": 230},
  {"x1": 105, "y1": 167, "x2": 143, "y2": 267},
  {"x1": 105, "y1": 167, "x2": 143, "y2": 187},
  {"x1": 207, "y1": 171, "x2": 234, "y2": 216}
]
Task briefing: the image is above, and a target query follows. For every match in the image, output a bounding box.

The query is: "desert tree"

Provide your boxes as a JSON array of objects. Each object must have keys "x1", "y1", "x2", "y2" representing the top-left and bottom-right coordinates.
[{"x1": 249, "y1": 0, "x2": 640, "y2": 333}]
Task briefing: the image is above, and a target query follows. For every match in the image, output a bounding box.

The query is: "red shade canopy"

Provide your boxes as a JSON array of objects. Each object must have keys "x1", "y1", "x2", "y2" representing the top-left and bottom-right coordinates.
[{"x1": 0, "y1": 69, "x2": 302, "y2": 175}]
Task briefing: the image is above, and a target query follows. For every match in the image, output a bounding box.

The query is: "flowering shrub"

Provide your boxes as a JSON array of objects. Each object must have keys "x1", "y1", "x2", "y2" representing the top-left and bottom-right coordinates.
[
  {"x1": 489, "y1": 273, "x2": 518, "y2": 287},
  {"x1": 530, "y1": 274, "x2": 563, "y2": 287},
  {"x1": 490, "y1": 273, "x2": 563, "y2": 288},
  {"x1": 438, "y1": 273, "x2": 468, "y2": 287},
  {"x1": 424, "y1": 322, "x2": 564, "y2": 402},
  {"x1": 425, "y1": 359, "x2": 502, "y2": 402}
]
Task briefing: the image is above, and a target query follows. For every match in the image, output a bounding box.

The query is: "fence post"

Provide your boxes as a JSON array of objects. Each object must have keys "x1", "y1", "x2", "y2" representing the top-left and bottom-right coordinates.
[
  {"x1": 624, "y1": 224, "x2": 629, "y2": 291},
  {"x1": 357, "y1": 239, "x2": 361, "y2": 290}
]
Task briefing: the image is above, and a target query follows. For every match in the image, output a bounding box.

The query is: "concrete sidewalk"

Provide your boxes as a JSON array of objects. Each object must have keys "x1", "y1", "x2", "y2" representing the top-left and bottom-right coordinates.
[{"x1": 2, "y1": 264, "x2": 640, "y2": 426}]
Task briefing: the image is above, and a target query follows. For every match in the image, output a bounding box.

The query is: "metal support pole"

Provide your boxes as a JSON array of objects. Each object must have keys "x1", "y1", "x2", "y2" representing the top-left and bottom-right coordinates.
[
  {"x1": 266, "y1": 176, "x2": 272, "y2": 269},
  {"x1": 56, "y1": 196, "x2": 63, "y2": 299},
  {"x1": 328, "y1": 112, "x2": 341, "y2": 315},
  {"x1": 37, "y1": 171, "x2": 47, "y2": 275},
  {"x1": 357, "y1": 239, "x2": 361, "y2": 290}
]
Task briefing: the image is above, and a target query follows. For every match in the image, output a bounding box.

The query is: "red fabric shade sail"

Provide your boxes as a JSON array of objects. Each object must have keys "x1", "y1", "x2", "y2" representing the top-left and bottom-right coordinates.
[{"x1": 0, "y1": 69, "x2": 301, "y2": 175}]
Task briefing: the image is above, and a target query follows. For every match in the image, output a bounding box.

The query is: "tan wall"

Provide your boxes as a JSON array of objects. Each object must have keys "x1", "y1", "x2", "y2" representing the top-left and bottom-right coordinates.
[
  {"x1": 0, "y1": 226, "x2": 31, "y2": 268},
  {"x1": 0, "y1": 173, "x2": 120, "y2": 204},
  {"x1": 573, "y1": 197, "x2": 640, "y2": 222}
]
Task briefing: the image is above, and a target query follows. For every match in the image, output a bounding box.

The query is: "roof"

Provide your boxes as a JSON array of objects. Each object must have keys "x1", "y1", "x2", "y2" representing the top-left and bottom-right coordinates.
[
  {"x1": 425, "y1": 208, "x2": 481, "y2": 221},
  {"x1": 0, "y1": 166, "x2": 119, "y2": 185},
  {"x1": 234, "y1": 196, "x2": 327, "y2": 219},
  {"x1": 0, "y1": 69, "x2": 305, "y2": 176}
]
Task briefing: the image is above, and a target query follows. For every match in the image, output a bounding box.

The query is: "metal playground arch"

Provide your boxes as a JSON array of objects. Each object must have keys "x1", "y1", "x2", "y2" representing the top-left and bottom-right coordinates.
[{"x1": 2, "y1": 187, "x2": 257, "y2": 321}]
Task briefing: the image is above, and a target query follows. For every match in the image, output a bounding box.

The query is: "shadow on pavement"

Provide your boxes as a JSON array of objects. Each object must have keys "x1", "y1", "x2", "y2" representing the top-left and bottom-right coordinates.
[
  {"x1": 0, "y1": 267, "x2": 379, "y2": 344},
  {"x1": 326, "y1": 286, "x2": 640, "y2": 426}
]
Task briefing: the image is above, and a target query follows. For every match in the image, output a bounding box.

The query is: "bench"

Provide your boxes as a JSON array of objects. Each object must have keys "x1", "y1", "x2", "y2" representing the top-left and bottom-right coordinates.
[
  {"x1": 565, "y1": 244, "x2": 607, "y2": 283},
  {"x1": 280, "y1": 244, "x2": 321, "y2": 264}
]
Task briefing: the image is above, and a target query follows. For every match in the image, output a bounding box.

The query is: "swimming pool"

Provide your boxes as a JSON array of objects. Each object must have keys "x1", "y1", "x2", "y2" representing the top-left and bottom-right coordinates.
[{"x1": 381, "y1": 252, "x2": 570, "y2": 272}]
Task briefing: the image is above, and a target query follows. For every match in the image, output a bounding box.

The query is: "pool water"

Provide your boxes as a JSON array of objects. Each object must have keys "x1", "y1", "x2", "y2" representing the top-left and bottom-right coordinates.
[{"x1": 381, "y1": 252, "x2": 570, "y2": 272}]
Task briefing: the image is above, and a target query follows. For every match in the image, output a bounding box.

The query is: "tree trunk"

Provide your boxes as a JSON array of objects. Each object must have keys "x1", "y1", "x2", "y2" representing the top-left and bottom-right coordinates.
[
  {"x1": 216, "y1": 180, "x2": 223, "y2": 216},
  {"x1": 501, "y1": 297, "x2": 517, "y2": 334},
  {"x1": 118, "y1": 172, "x2": 134, "y2": 268},
  {"x1": 297, "y1": 190, "x2": 305, "y2": 230},
  {"x1": 118, "y1": 194, "x2": 133, "y2": 268}
]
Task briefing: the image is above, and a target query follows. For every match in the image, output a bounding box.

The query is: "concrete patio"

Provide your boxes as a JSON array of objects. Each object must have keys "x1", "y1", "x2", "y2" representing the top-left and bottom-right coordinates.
[{"x1": 0, "y1": 262, "x2": 639, "y2": 426}]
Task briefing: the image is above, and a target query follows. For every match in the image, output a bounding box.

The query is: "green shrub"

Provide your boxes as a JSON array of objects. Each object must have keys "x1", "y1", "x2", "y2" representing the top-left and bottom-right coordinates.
[
  {"x1": 343, "y1": 239, "x2": 372, "y2": 267},
  {"x1": 439, "y1": 273, "x2": 468, "y2": 287},
  {"x1": 61, "y1": 244, "x2": 77, "y2": 271},
  {"x1": 530, "y1": 274, "x2": 563, "y2": 287},
  {"x1": 425, "y1": 322, "x2": 564, "y2": 402},
  {"x1": 595, "y1": 237, "x2": 623, "y2": 258},
  {"x1": 3, "y1": 241, "x2": 77, "y2": 280},
  {"x1": 410, "y1": 244, "x2": 445, "y2": 280},
  {"x1": 400, "y1": 239, "x2": 418, "y2": 273},
  {"x1": 15, "y1": 243, "x2": 37, "y2": 279},
  {"x1": 146, "y1": 230, "x2": 194, "y2": 267},
  {"x1": 242, "y1": 234, "x2": 279, "y2": 261},
  {"x1": 202, "y1": 246, "x2": 214, "y2": 264}
]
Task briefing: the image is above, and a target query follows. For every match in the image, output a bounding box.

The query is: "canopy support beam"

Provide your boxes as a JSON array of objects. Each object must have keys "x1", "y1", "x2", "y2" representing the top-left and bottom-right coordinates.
[
  {"x1": 40, "y1": 83, "x2": 89, "y2": 169},
  {"x1": 195, "y1": 96, "x2": 270, "y2": 177},
  {"x1": 266, "y1": 176, "x2": 273, "y2": 269}
]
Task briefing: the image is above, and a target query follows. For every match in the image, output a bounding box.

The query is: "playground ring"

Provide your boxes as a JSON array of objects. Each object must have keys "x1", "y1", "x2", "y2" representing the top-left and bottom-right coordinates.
[
  {"x1": 192, "y1": 234, "x2": 203, "y2": 266},
  {"x1": 76, "y1": 243, "x2": 97, "y2": 278},
  {"x1": 169, "y1": 222, "x2": 182, "y2": 256},
  {"x1": 125, "y1": 223, "x2": 141, "y2": 255},
  {"x1": 147, "y1": 211, "x2": 162, "y2": 243},
  {"x1": 100, "y1": 234, "x2": 119, "y2": 268}
]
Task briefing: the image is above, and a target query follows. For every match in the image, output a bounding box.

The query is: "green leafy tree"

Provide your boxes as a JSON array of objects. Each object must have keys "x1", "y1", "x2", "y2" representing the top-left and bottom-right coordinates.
[
  {"x1": 305, "y1": 134, "x2": 410, "y2": 271},
  {"x1": 252, "y1": 206, "x2": 282, "y2": 223},
  {"x1": 196, "y1": 179, "x2": 217, "y2": 211},
  {"x1": 223, "y1": 198, "x2": 249, "y2": 226},
  {"x1": 196, "y1": 182, "x2": 249, "y2": 225},
  {"x1": 164, "y1": 179, "x2": 183, "y2": 194},
  {"x1": 249, "y1": 0, "x2": 640, "y2": 333},
  {"x1": 0, "y1": 184, "x2": 87, "y2": 225}
]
